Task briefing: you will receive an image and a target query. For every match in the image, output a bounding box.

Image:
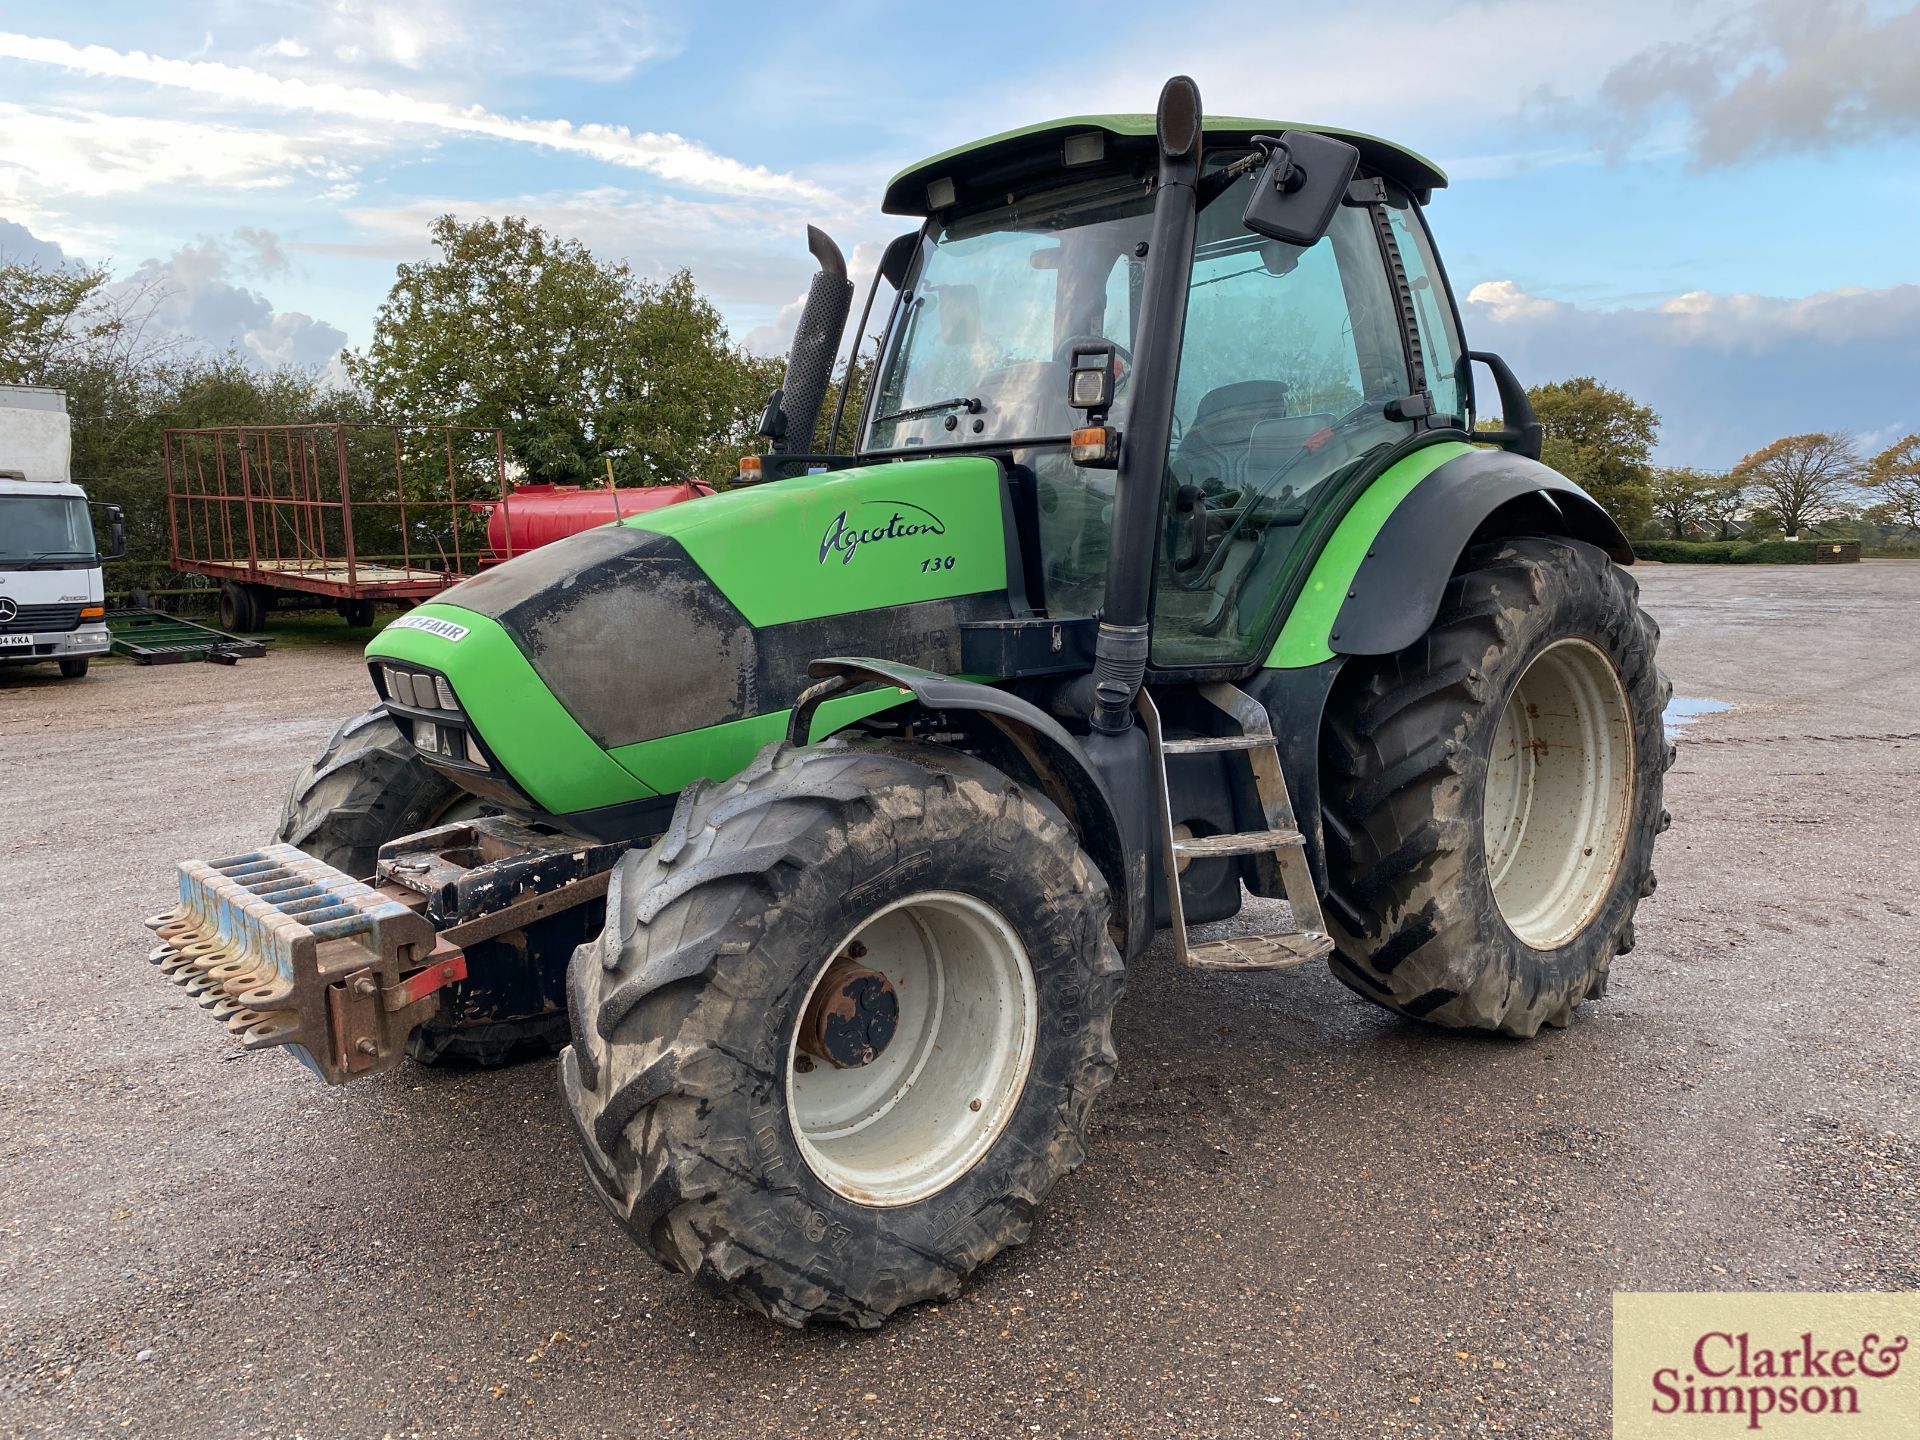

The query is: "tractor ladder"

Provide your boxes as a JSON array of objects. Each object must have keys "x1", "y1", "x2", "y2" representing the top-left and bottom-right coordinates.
[{"x1": 1140, "y1": 683, "x2": 1333, "y2": 972}]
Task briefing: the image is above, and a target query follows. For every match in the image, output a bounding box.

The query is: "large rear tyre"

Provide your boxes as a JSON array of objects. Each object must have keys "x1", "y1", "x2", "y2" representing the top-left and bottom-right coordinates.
[
  {"x1": 1319, "y1": 536, "x2": 1672, "y2": 1037},
  {"x1": 277, "y1": 706, "x2": 567, "y2": 1066},
  {"x1": 561, "y1": 738, "x2": 1124, "y2": 1328}
]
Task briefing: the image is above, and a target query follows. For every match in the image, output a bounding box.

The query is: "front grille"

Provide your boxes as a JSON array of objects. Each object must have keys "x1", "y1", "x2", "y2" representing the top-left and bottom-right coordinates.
[{"x1": 0, "y1": 602, "x2": 82, "y2": 634}]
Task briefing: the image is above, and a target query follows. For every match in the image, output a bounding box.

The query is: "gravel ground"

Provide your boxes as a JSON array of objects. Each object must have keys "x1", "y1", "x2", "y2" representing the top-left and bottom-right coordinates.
[{"x1": 2, "y1": 562, "x2": 1916, "y2": 1439}]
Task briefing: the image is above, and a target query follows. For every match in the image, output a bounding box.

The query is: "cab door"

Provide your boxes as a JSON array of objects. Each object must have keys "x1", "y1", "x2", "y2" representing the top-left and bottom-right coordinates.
[{"x1": 1149, "y1": 173, "x2": 1418, "y2": 668}]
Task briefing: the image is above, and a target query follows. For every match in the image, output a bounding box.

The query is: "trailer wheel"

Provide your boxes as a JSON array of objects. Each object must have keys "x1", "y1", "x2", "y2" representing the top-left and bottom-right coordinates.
[
  {"x1": 562, "y1": 738, "x2": 1124, "y2": 1328},
  {"x1": 336, "y1": 598, "x2": 376, "y2": 628},
  {"x1": 217, "y1": 582, "x2": 266, "y2": 634},
  {"x1": 277, "y1": 705, "x2": 567, "y2": 1067},
  {"x1": 1318, "y1": 536, "x2": 1671, "y2": 1037}
]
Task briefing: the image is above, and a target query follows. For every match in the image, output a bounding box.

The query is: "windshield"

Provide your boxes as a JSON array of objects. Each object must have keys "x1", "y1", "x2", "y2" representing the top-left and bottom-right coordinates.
[
  {"x1": 864, "y1": 177, "x2": 1154, "y2": 452},
  {"x1": 0, "y1": 495, "x2": 97, "y2": 565}
]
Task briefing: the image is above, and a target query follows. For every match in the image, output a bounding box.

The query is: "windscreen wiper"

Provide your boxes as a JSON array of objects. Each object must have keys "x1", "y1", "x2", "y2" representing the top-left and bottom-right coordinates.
[{"x1": 870, "y1": 396, "x2": 984, "y2": 426}]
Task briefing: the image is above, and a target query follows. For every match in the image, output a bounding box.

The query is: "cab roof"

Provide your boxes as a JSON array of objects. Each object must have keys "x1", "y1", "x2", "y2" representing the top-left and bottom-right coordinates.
[{"x1": 884, "y1": 114, "x2": 1447, "y2": 217}]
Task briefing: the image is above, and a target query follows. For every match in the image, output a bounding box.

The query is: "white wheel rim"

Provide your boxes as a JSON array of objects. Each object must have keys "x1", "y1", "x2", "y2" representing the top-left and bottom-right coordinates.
[
  {"x1": 1482, "y1": 637, "x2": 1636, "y2": 950},
  {"x1": 786, "y1": 891, "x2": 1037, "y2": 1207}
]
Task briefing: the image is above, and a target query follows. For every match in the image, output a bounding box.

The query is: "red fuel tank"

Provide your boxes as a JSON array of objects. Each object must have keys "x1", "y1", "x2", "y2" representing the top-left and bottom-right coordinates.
[{"x1": 480, "y1": 481, "x2": 714, "y2": 557}]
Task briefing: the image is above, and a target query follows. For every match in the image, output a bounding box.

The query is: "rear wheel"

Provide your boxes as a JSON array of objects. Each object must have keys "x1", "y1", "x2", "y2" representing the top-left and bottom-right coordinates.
[
  {"x1": 562, "y1": 738, "x2": 1123, "y2": 1327},
  {"x1": 1319, "y1": 536, "x2": 1672, "y2": 1037},
  {"x1": 277, "y1": 705, "x2": 567, "y2": 1066},
  {"x1": 57, "y1": 657, "x2": 90, "y2": 679}
]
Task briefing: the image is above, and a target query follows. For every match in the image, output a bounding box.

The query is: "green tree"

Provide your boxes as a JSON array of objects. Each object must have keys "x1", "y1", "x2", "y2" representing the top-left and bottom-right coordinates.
[
  {"x1": 1647, "y1": 466, "x2": 1721, "y2": 538},
  {"x1": 1729, "y1": 433, "x2": 1864, "y2": 537},
  {"x1": 1526, "y1": 377, "x2": 1659, "y2": 536},
  {"x1": 1700, "y1": 474, "x2": 1748, "y2": 540},
  {"x1": 1864, "y1": 434, "x2": 1920, "y2": 535},
  {"x1": 3, "y1": 248, "x2": 365, "y2": 588},
  {"x1": 0, "y1": 257, "x2": 126, "y2": 382},
  {"x1": 345, "y1": 215, "x2": 779, "y2": 487}
]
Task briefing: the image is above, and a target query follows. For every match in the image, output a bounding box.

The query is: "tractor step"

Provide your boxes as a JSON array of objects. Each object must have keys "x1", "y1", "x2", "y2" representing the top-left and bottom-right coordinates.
[
  {"x1": 1173, "y1": 829, "x2": 1305, "y2": 860},
  {"x1": 1142, "y1": 682, "x2": 1332, "y2": 973},
  {"x1": 1161, "y1": 734, "x2": 1273, "y2": 755},
  {"x1": 1185, "y1": 931, "x2": 1334, "y2": 971}
]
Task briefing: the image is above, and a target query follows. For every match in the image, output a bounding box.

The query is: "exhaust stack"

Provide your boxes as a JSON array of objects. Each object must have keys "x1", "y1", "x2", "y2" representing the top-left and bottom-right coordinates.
[{"x1": 765, "y1": 226, "x2": 853, "y2": 455}]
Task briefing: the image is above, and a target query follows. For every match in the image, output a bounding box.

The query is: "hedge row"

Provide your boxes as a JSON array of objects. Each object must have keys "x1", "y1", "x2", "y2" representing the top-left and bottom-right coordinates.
[{"x1": 1630, "y1": 539, "x2": 1821, "y2": 564}]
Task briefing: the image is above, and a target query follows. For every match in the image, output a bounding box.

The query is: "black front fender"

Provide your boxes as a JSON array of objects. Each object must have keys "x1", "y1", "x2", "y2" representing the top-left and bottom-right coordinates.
[
  {"x1": 1331, "y1": 448, "x2": 1634, "y2": 657},
  {"x1": 791, "y1": 658, "x2": 1148, "y2": 959}
]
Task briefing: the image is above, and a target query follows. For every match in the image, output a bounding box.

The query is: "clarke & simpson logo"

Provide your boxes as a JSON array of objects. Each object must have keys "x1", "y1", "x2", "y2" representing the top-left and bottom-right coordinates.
[
  {"x1": 1651, "y1": 1330, "x2": 1907, "y2": 1429},
  {"x1": 1615, "y1": 1294, "x2": 1918, "y2": 1438},
  {"x1": 819, "y1": 500, "x2": 946, "y2": 565}
]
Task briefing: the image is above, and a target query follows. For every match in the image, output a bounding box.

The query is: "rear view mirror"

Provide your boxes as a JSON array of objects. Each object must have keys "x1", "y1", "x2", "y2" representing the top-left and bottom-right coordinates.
[
  {"x1": 1241, "y1": 130, "x2": 1360, "y2": 247},
  {"x1": 878, "y1": 230, "x2": 919, "y2": 290},
  {"x1": 92, "y1": 501, "x2": 128, "y2": 561}
]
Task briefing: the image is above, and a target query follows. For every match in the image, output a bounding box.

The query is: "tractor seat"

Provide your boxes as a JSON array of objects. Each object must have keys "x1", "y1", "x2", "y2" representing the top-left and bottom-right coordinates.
[{"x1": 1172, "y1": 380, "x2": 1291, "y2": 494}]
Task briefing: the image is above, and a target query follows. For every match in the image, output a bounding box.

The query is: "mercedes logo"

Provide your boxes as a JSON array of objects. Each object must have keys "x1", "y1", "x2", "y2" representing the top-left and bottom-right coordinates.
[{"x1": 0, "y1": 597, "x2": 17, "y2": 624}]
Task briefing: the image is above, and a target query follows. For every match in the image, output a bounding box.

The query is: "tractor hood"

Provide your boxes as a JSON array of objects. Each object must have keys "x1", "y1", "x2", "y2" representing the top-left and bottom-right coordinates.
[{"x1": 367, "y1": 457, "x2": 1015, "y2": 818}]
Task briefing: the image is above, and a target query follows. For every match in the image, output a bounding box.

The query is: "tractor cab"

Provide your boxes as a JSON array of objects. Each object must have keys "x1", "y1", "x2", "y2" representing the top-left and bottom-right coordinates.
[{"x1": 855, "y1": 116, "x2": 1468, "y2": 668}]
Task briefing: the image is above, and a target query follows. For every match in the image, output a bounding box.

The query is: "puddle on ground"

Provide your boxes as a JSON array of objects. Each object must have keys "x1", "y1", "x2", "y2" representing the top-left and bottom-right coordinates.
[{"x1": 1664, "y1": 696, "x2": 1733, "y2": 735}]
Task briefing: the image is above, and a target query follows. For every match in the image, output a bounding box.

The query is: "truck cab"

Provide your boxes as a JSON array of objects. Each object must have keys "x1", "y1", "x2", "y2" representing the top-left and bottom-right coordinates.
[{"x1": 0, "y1": 386, "x2": 124, "y2": 679}]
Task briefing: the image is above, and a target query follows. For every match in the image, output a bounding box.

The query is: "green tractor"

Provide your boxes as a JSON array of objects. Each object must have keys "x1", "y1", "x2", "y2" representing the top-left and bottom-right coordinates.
[{"x1": 147, "y1": 77, "x2": 1671, "y2": 1328}]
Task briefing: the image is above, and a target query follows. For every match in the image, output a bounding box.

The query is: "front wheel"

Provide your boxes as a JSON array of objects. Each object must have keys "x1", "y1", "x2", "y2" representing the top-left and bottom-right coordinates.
[
  {"x1": 58, "y1": 657, "x2": 90, "y2": 679},
  {"x1": 561, "y1": 738, "x2": 1124, "y2": 1327},
  {"x1": 1319, "y1": 536, "x2": 1672, "y2": 1037}
]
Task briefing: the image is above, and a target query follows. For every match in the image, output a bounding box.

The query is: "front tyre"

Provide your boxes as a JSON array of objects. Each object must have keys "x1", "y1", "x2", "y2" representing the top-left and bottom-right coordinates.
[
  {"x1": 1319, "y1": 536, "x2": 1672, "y2": 1037},
  {"x1": 561, "y1": 738, "x2": 1124, "y2": 1328}
]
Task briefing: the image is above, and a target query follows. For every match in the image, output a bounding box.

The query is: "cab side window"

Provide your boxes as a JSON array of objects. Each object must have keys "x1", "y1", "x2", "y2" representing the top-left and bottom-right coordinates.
[
  {"x1": 1383, "y1": 188, "x2": 1469, "y2": 428},
  {"x1": 1150, "y1": 177, "x2": 1413, "y2": 666}
]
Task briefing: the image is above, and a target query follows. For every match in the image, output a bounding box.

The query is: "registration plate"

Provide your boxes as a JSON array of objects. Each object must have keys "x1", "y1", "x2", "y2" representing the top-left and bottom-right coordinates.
[{"x1": 0, "y1": 634, "x2": 35, "y2": 647}]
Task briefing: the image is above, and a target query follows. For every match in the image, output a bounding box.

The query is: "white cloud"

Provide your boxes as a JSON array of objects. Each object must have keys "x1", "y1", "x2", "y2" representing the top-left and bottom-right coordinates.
[
  {"x1": 295, "y1": 1, "x2": 678, "y2": 82},
  {"x1": 1582, "y1": 0, "x2": 1920, "y2": 166},
  {"x1": 744, "y1": 238, "x2": 889, "y2": 359},
  {"x1": 1463, "y1": 278, "x2": 1920, "y2": 465},
  {"x1": 121, "y1": 233, "x2": 348, "y2": 374},
  {"x1": 342, "y1": 185, "x2": 879, "y2": 322},
  {"x1": 903, "y1": 1, "x2": 1730, "y2": 183},
  {"x1": 260, "y1": 38, "x2": 310, "y2": 59},
  {"x1": 0, "y1": 31, "x2": 830, "y2": 204},
  {"x1": 0, "y1": 215, "x2": 68, "y2": 269},
  {"x1": 0, "y1": 100, "x2": 364, "y2": 217}
]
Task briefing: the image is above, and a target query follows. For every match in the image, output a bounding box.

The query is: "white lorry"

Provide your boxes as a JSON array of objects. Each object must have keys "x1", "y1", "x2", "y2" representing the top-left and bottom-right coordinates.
[{"x1": 0, "y1": 385, "x2": 124, "y2": 679}]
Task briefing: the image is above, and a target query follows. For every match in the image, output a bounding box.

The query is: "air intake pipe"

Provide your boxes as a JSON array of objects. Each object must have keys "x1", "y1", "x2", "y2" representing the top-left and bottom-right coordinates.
[
  {"x1": 1089, "y1": 75, "x2": 1203, "y2": 735},
  {"x1": 764, "y1": 226, "x2": 853, "y2": 455}
]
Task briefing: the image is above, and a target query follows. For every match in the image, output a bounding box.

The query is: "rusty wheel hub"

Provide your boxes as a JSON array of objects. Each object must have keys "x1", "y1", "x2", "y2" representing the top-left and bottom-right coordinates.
[{"x1": 797, "y1": 954, "x2": 899, "y2": 1069}]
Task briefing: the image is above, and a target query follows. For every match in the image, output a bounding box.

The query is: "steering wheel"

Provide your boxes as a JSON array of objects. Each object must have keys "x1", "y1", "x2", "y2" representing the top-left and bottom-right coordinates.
[{"x1": 1177, "y1": 397, "x2": 1385, "y2": 591}]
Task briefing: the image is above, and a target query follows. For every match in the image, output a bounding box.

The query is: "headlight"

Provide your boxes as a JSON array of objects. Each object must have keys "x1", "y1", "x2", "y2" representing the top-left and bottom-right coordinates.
[{"x1": 376, "y1": 663, "x2": 484, "y2": 769}]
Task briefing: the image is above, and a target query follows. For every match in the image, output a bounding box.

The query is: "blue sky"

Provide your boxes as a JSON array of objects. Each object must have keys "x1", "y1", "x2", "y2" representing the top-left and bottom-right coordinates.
[{"x1": 2, "y1": 0, "x2": 1916, "y2": 466}]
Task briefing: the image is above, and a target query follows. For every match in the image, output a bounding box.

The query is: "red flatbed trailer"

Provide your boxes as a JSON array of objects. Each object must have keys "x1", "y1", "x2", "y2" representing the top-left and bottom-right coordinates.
[
  {"x1": 162, "y1": 423, "x2": 713, "y2": 631},
  {"x1": 165, "y1": 422, "x2": 509, "y2": 629}
]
